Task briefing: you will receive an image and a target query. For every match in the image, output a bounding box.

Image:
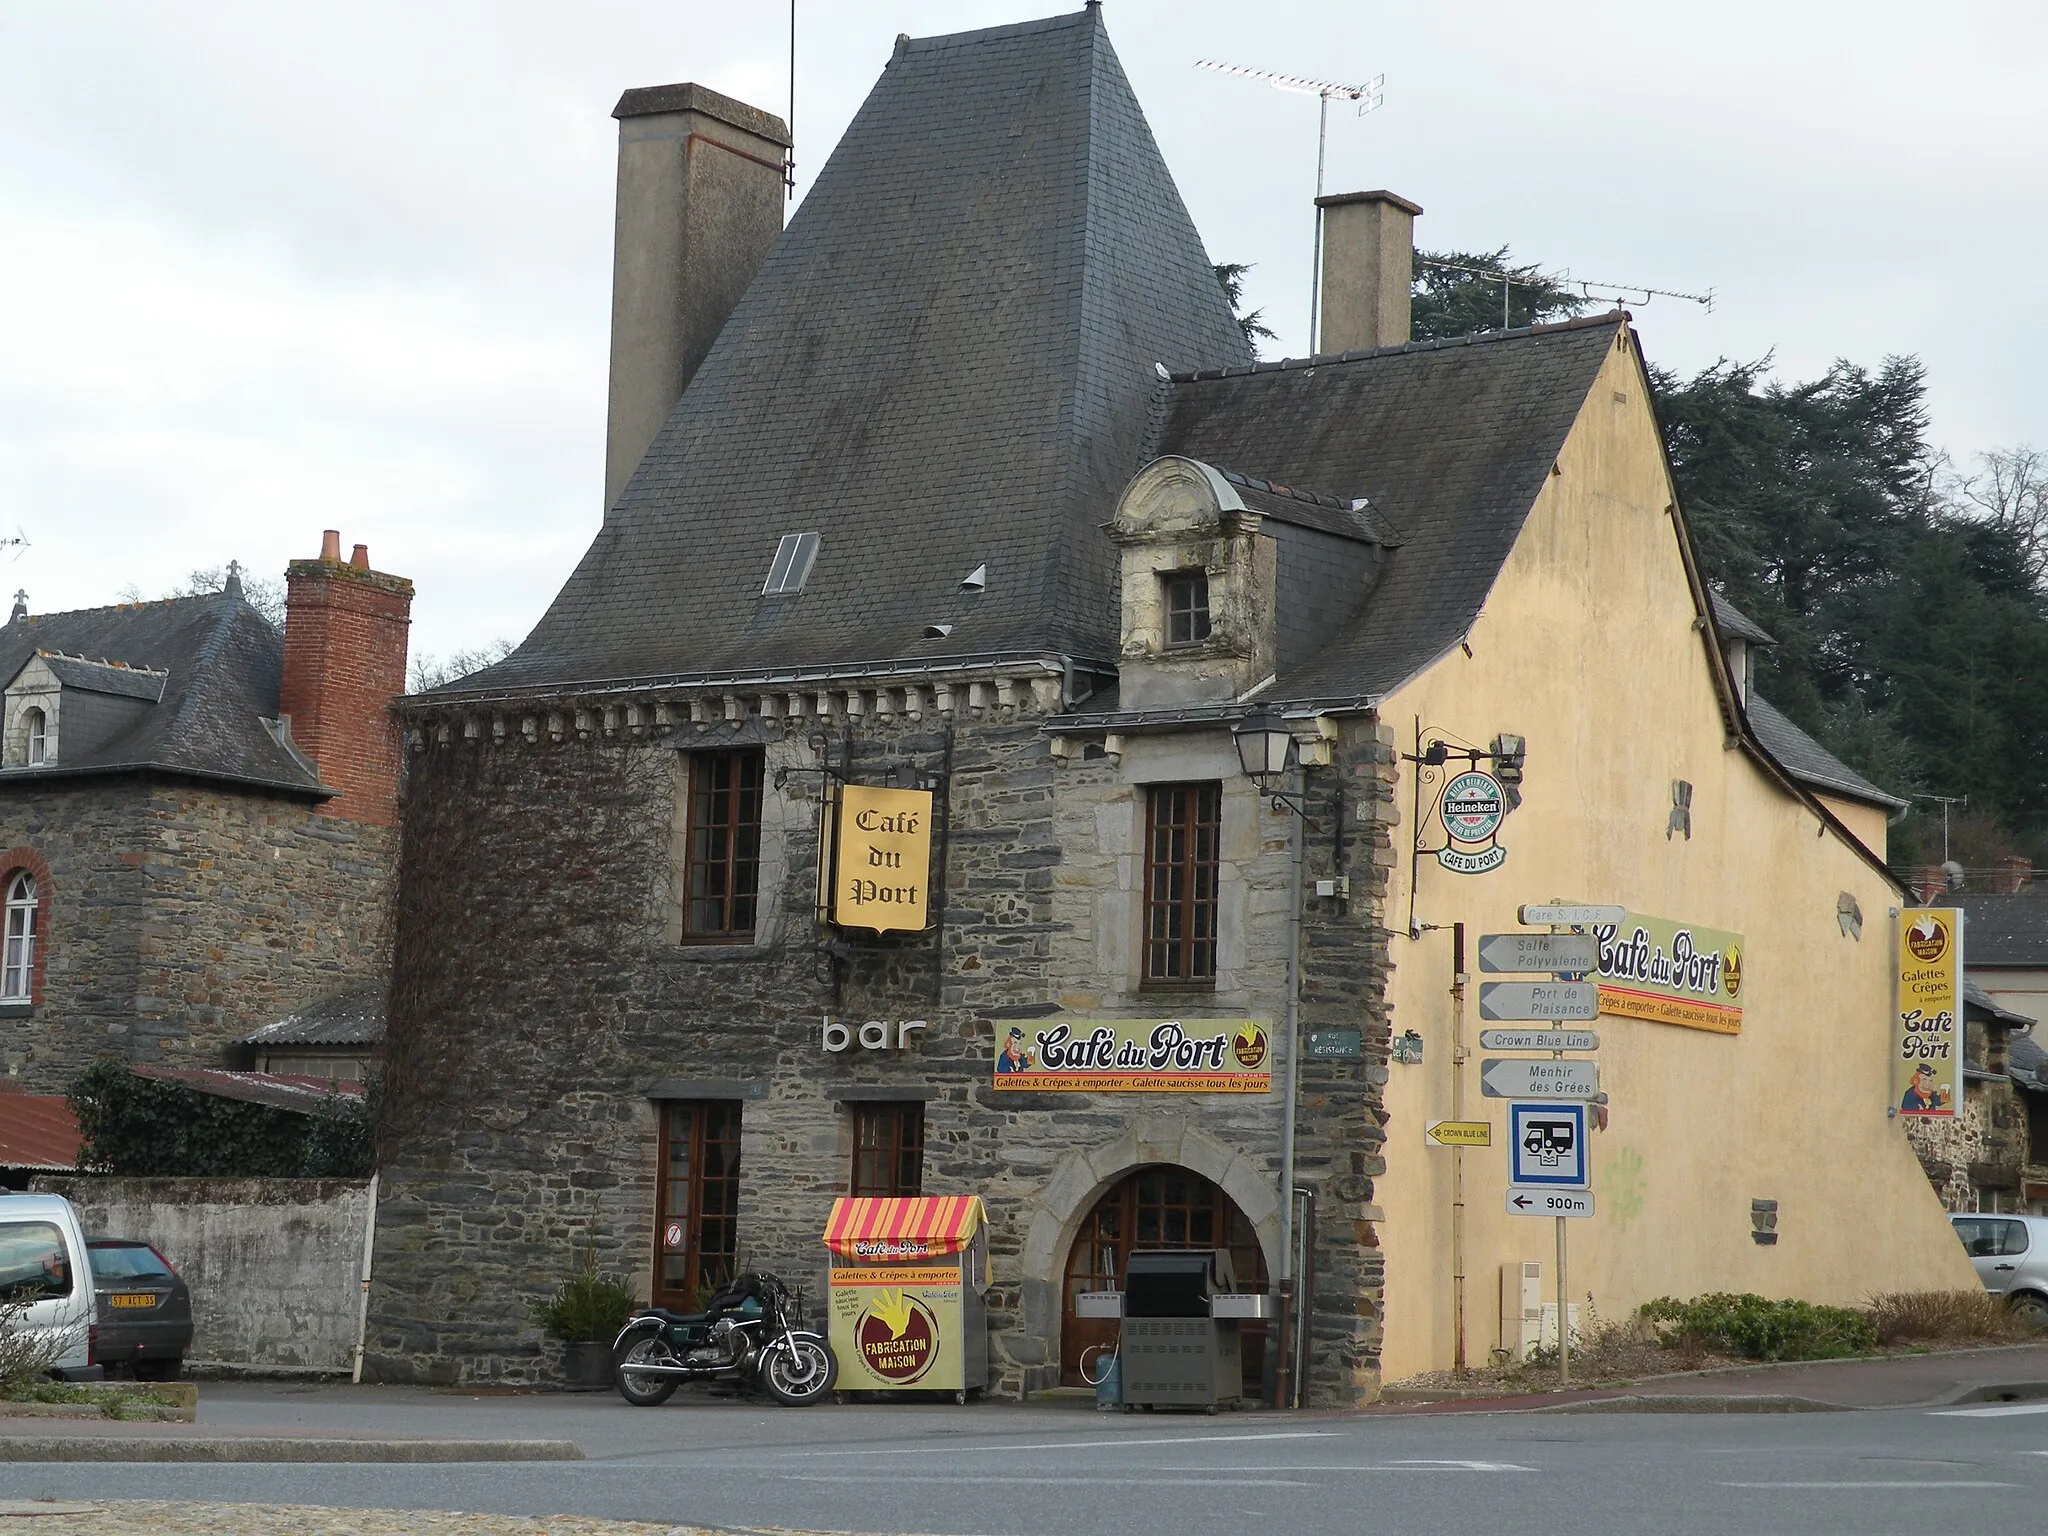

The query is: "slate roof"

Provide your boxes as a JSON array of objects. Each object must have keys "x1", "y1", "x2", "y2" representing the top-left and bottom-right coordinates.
[
  {"x1": 242, "y1": 984, "x2": 385, "y2": 1048},
  {"x1": 1956, "y1": 893, "x2": 2048, "y2": 967},
  {"x1": 2012, "y1": 1029, "x2": 2047, "y2": 1091},
  {"x1": 1742, "y1": 694, "x2": 1906, "y2": 811},
  {"x1": 39, "y1": 655, "x2": 168, "y2": 702},
  {"x1": 0, "y1": 587, "x2": 324, "y2": 798},
  {"x1": 1965, "y1": 976, "x2": 2032, "y2": 1027},
  {"x1": 1709, "y1": 589, "x2": 1776, "y2": 645},
  {"x1": 1154, "y1": 317, "x2": 1627, "y2": 703},
  {"x1": 1219, "y1": 470, "x2": 1403, "y2": 546},
  {"x1": 458, "y1": 8, "x2": 1250, "y2": 697}
]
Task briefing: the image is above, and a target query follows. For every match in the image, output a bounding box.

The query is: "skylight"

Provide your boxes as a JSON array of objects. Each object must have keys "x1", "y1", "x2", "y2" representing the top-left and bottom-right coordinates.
[{"x1": 762, "y1": 532, "x2": 821, "y2": 595}]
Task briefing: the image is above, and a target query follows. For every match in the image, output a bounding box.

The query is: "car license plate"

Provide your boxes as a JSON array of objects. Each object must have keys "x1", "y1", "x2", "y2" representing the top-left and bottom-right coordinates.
[{"x1": 108, "y1": 1293, "x2": 156, "y2": 1309}]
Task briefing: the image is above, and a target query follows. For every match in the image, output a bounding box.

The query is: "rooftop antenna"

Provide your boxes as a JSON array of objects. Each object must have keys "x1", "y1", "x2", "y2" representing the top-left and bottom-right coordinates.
[
  {"x1": 1417, "y1": 255, "x2": 1714, "y2": 332},
  {"x1": 1197, "y1": 60, "x2": 1385, "y2": 355},
  {"x1": 786, "y1": 1, "x2": 797, "y2": 202}
]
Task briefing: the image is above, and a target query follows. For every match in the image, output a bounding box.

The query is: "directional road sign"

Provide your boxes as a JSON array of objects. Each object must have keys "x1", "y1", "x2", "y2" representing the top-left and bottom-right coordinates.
[
  {"x1": 1517, "y1": 904, "x2": 1626, "y2": 928},
  {"x1": 1425, "y1": 1120, "x2": 1492, "y2": 1148},
  {"x1": 1478, "y1": 1028, "x2": 1599, "y2": 1053},
  {"x1": 1480, "y1": 1057, "x2": 1599, "y2": 1099},
  {"x1": 1506, "y1": 1188, "x2": 1594, "y2": 1218},
  {"x1": 1476, "y1": 932, "x2": 1598, "y2": 975},
  {"x1": 1509, "y1": 1102, "x2": 1588, "y2": 1187},
  {"x1": 1477, "y1": 981, "x2": 1599, "y2": 1021}
]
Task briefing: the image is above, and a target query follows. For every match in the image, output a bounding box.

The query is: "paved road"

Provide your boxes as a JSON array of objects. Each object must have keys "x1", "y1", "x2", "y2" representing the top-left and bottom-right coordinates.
[{"x1": 8, "y1": 1384, "x2": 2048, "y2": 1534}]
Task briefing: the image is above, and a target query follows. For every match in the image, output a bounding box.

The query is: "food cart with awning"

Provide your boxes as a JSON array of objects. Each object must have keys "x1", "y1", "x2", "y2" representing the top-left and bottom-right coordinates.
[{"x1": 822, "y1": 1194, "x2": 989, "y2": 1401}]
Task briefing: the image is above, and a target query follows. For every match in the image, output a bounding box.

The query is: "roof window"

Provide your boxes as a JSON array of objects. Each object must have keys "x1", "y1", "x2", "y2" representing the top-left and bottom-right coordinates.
[
  {"x1": 762, "y1": 532, "x2": 821, "y2": 596},
  {"x1": 959, "y1": 563, "x2": 987, "y2": 593}
]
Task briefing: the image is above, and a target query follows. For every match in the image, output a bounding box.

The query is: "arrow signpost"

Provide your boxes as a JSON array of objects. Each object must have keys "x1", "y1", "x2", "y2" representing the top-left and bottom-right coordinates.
[
  {"x1": 1477, "y1": 906, "x2": 1622, "y2": 1388},
  {"x1": 1426, "y1": 1120, "x2": 1492, "y2": 1147}
]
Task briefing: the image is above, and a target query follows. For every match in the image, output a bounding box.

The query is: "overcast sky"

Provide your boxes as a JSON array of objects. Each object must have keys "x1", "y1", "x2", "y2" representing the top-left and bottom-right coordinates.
[{"x1": 2, "y1": 1, "x2": 2041, "y2": 664}]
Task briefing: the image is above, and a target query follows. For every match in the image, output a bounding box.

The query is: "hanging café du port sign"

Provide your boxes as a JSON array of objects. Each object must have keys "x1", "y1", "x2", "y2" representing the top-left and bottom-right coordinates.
[
  {"x1": 1434, "y1": 768, "x2": 1508, "y2": 874},
  {"x1": 829, "y1": 784, "x2": 934, "y2": 933},
  {"x1": 992, "y1": 1018, "x2": 1274, "y2": 1093}
]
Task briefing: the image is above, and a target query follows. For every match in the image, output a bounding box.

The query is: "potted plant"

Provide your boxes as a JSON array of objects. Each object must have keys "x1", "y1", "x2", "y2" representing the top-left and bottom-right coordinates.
[{"x1": 534, "y1": 1243, "x2": 638, "y2": 1391}]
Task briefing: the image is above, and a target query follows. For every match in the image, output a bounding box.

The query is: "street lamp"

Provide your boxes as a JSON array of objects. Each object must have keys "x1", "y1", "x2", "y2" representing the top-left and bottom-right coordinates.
[{"x1": 1233, "y1": 705, "x2": 1309, "y2": 1406}]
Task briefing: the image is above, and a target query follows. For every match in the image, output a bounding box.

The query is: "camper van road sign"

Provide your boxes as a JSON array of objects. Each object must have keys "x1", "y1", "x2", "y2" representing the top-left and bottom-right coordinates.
[{"x1": 1509, "y1": 1102, "x2": 1588, "y2": 1188}]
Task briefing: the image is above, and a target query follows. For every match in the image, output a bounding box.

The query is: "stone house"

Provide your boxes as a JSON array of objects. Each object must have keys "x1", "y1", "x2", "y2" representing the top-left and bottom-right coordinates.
[
  {"x1": 367, "y1": 7, "x2": 1973, "y2": 1400},
  {"x1": 0, "y1": 536, "x2": 410, "y2": 1093}
]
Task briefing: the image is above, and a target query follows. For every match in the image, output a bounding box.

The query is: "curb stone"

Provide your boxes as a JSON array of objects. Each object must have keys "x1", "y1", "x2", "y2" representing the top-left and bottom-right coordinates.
[{"x1": 0, "y1": 1436, "x2": 584, "y2": 1462}]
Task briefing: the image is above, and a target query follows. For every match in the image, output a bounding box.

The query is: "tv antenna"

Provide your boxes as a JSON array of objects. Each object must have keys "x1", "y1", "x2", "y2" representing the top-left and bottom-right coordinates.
[
  {"x1": 1417, "y1": 255, "x2": 1714, "y2": 331},
  {"x1": 1197, "y1": 61, "x2": 1385, "y2": 355}
]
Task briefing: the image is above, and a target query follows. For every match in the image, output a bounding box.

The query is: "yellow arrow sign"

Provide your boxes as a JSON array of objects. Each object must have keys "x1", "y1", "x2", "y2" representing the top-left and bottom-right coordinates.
[{"x1": 1426, "y1": 1120, "x2": 1492, "y2": 1147}]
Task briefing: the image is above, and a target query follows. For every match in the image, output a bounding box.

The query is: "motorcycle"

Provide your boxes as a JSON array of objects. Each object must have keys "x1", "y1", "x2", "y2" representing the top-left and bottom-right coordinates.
[{"x1": 612, "y1": 1270, "x2": 838, "y2": 1407}]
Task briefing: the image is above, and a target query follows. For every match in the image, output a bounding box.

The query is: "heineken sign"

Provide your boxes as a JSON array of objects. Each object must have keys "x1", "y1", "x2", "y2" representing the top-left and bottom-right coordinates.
[{"x1": 1435, "y1": 769, "x2": 1507, "y2": 874}]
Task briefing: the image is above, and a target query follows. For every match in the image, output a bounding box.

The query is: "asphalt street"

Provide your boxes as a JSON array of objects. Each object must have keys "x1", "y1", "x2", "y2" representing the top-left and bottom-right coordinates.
[{"x1": 6, "y1": 1384, "x2": 2048, "y2": 1535}]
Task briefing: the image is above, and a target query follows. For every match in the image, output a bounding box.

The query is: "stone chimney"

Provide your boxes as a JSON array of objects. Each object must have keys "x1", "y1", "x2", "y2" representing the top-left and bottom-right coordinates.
[
  {"x1": 604, "y1": 82, "x2": 791, "y2": 512},
  {"x1": 279, "y1": 531, "x2": 414, "y2": 828},
  {"x1": 1315, "y1": 190, "x2": 1423, "y2": 353}
]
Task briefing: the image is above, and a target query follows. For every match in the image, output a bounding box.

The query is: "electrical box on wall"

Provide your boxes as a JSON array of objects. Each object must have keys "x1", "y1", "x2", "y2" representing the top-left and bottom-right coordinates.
[{"x1": 1500, "y1": 1261, "x2": 1542, "y2": 1361}]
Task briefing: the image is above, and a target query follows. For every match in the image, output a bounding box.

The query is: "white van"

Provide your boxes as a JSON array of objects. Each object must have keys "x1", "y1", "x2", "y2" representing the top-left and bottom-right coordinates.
[{"x1": 0, "y1": 1192, "x2": 103, "y2": 1380}]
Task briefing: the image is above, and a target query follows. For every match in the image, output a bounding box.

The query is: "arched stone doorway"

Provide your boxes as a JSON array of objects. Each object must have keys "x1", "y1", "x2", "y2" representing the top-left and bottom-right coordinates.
[{"x1": 1060, "y1": 1165, "x2": 1270, "y2": 1391}]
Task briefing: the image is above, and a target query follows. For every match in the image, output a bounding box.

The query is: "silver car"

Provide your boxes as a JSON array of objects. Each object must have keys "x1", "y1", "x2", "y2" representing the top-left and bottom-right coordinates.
[{"x1": 1950, "y1": 1213, "x2": 2048, "y2": 1328}]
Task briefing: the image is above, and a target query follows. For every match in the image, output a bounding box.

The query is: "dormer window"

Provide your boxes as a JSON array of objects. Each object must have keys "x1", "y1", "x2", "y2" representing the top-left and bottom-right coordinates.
[
  {"x1": 1164, "y1": 570, "x2": 1211, "y2": 646},
  {"x1": 22, "y1": 708, "x2": 45, "y2": 765}
]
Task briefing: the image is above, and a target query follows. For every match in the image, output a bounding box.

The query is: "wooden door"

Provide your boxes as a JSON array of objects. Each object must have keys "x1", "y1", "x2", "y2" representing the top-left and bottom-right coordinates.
[{"x1": 653, "y1": 1101, "x2": 742, "y2": 1312}]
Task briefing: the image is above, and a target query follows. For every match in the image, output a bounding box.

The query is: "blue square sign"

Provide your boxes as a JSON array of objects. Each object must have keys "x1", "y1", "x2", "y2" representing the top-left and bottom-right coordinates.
[{"x1": 1509, "y1": 1101, "x2": 1588, "y2": 1189}]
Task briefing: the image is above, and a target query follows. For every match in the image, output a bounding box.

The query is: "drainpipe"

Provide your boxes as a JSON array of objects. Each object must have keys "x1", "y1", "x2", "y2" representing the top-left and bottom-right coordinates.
[
  {"x1": 1450, "y1": 923, "x2": 1468, "y2": 1373},
  {"x1": 1274, "y1": 762, "x2": 1307, "y2": 1406},
  {"x1": 351, "y1": 1172, "x2": 379, "y2": 1385}
]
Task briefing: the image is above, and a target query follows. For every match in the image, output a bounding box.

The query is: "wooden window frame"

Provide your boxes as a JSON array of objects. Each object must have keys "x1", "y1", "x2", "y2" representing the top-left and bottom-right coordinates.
[
  {"x1": 654, "y1": 1101, "x2": 743, "y2": 1312},
  {"x1": 23, "y1": 708, "x2": 46, "y2": 766},
  {"x1": 682, "y1": 750, "x2": 765, "y2": 942},
  {"x1": 1163, "y1": 569, "x2": 1212, "y2": 647},
  {"x1": 1142, "y1": 782, "x2": 1221, "y2": 989},
  {"x1": 850, "y1": 1102, "x2": 926, "y2": 1198}
]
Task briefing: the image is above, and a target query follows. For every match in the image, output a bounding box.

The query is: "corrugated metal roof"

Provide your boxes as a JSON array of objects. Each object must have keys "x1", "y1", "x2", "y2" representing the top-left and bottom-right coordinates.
[
  {"x1": 0, "y1": 1087, "x2": 81, "y2": 1170},
  {"x1": 241, "y1": 984, "x2": 385, "y2": 1048},
  {"x1": 130, "y1": 1066, "x2": 365, "y2": 1112}
]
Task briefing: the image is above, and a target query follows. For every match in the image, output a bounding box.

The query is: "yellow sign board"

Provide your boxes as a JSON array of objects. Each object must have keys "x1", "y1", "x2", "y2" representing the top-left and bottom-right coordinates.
[
  {"x1": 1592, "y1": 912, "x2": 1744, "y2": 1034},
  {"x1": 832, "y1": 785, "x2": 933, "y2": 932},
  {"x1": 992, "y1": 1018, "x2": 1273, "y2": 1093},
  {"x1": 828, "y1": 1272, "x2": 965, "y2": 1390},
  {"x1": 1895, "y1": 907, "x2": 1962, "y2": 1117},
  {"x1": 1425, "y1": 1120, "x2": 1492, "y2": 1147}
]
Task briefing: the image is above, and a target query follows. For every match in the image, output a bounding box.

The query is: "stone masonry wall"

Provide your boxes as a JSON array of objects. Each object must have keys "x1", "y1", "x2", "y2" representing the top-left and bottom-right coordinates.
[
  {"x1": 0, "y1": 777, "x2": 395, "y2": 1092},
  {"x1": 368, "y1": 690, "x2": 1398, "y2": 1403}
]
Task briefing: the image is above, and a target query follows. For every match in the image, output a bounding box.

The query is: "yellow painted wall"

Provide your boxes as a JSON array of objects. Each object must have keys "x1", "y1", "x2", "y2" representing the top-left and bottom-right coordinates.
[
  {"x1": 1814, "y1": 792, "x2": 1890, "y2": 865},
  {"x1": 1374, "y1": 331, "x2": 1975, "y2": 1382}
]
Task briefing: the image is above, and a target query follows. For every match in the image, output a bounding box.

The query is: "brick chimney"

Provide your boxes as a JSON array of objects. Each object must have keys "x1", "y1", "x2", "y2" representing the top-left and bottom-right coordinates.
[
  {"x1": 1315, "y1": 190, "x2": 1423, "y2": 353},
  {"x1": 604, "y1": 82, "x2": 791, "y2": 512},
  {"x1": 1991, "y1": 855, "x2": 2032, "y2": 896},
  {"x1": 279, "y1": 532, "x2": 413, "y2": 827}
]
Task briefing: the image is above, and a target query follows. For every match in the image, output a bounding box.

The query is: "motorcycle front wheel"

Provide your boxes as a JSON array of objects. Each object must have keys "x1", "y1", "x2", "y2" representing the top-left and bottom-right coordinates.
[
  {"x1": 614, "y1": 1331, "x2": 681, "y2": 1407},
  {"x1": 761, "y1": 1336, "x2": 838, "y2": 1406}
]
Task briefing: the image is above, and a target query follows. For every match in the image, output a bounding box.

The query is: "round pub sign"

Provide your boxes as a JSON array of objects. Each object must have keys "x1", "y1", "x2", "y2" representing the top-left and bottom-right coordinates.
[{"x1": 1436, "y1": 769, "x2": 1508, "y2": 874}]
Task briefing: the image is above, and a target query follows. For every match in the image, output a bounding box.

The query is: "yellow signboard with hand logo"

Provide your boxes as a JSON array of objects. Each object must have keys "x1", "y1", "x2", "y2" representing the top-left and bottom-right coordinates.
[
  {"x1": 1895, "y1": 907, "x2": 1962, "y2": 1117},
  {"x1": 831, "y1": 785, "x2": 933, "y2": 932}
]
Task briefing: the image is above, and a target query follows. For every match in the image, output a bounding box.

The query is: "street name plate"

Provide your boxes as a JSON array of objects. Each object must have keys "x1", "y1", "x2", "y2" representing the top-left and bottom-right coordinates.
[
  {"x1": 1307, "y1": 1029, "x2": 1363, "y2": 1059},
  {"x1": 1517, "y1": 904, "x2": 1626, "y2": 927},
  {"x1": 1477, "y1": 932, "x2": 1598, "y2": 975},
  {"x1": 1480, "y1": 1057, "x2": 1599, "y2": 1099},
  {"x1": 1478, "y1": 1028, "x2": 1599, "y2": 1052},
  {"x1": 1506, "y1": 1187, "x2": 1594, "y2": 1217},
  {"x1": 1426, "y1": 1120, "x2": 1493, "y2": 1148},
  {"x1": 1477, "y1": 981, "x2": 1599, "y2": 1021}
]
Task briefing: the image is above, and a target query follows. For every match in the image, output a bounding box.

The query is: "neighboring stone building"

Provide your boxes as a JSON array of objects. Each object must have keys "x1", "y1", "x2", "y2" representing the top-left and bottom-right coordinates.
[
  {"x1": 367, "y1": 7, "x2": 1973, "y2": 1401},
  {"x1": 0, "y1": 537, "x2": 411, "y2": 1092}
]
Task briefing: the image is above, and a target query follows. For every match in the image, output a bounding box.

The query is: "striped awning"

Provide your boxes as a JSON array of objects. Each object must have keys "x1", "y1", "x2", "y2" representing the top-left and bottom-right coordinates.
[{"x1": 823, "y1": 1195, "x2": 986, "y2": 1261}]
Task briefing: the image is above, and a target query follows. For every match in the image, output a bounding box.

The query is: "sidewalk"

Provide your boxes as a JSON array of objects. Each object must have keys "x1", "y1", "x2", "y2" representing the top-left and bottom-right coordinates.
[
  {"x1": 0, "y1": 1412, "x2": 581, "y2": 1462},
  {"x1": 1373, "y1": 1341, "x2": 2048, "y2": 1414}
]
